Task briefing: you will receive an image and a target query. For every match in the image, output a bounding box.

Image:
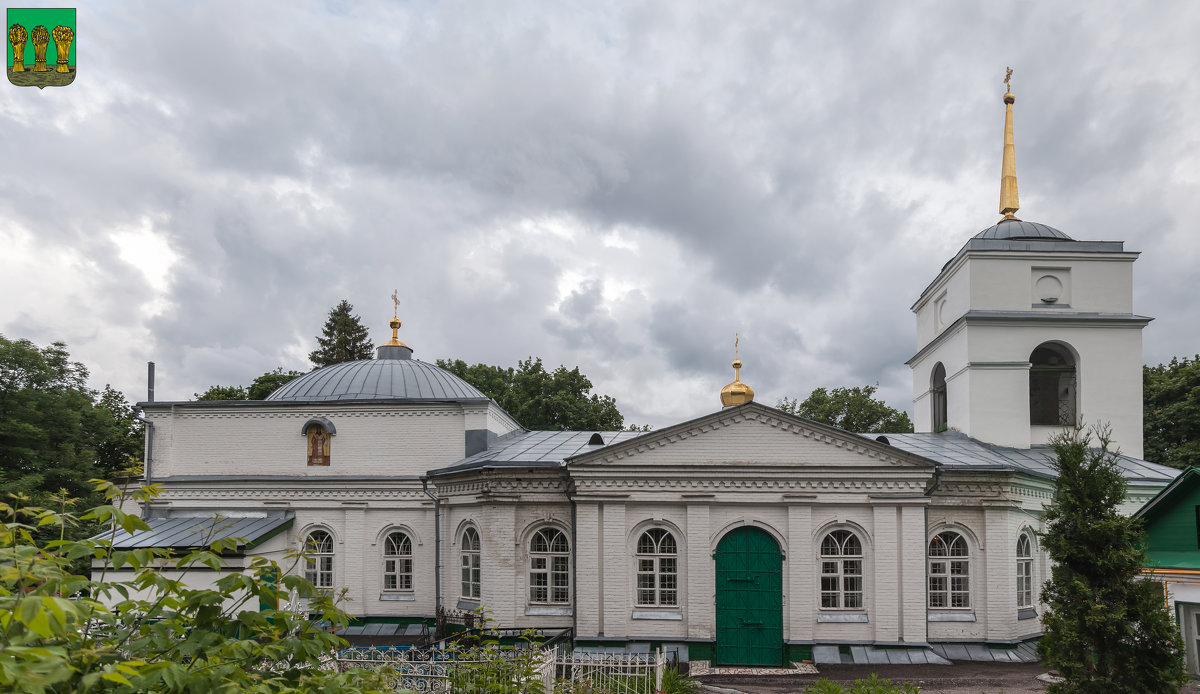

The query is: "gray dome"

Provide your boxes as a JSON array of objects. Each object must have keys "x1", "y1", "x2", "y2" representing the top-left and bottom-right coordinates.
[
  {"x1": 266, "y1": 359, "x2": 487, "y2": 402},
  {"x1": 974, "y1": 219, "x2": 1073, "y2": 241}
]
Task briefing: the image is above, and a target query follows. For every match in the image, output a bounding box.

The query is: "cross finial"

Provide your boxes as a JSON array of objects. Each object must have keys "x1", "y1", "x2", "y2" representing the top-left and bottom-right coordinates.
[
  {"x1": 391, "y1": 289, "x2": 400, "y2": 318},
  {"x1": 735, "y1": 332, "x2": 739, "y2": 360},
  {"x1": 1004, "y1": 66, "x2": 1013, "y2": 92}
]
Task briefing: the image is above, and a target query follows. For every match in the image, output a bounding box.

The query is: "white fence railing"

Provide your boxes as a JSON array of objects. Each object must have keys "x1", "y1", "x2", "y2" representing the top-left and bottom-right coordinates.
[{"x1": 331, "y1": 644, "x2": 664, "y2": 693}]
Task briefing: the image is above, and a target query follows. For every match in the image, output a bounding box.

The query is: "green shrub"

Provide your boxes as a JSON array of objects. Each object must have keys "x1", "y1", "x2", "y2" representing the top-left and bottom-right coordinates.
[{"x1": 801, "y1": 674, "x2": 919, "y2": 694}]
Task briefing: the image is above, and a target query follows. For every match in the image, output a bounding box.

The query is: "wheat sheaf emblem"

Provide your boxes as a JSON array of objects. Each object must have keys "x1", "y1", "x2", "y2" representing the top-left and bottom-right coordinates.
[{"x1": 7, "y1": 13, "x2": 75, "y2": 89}]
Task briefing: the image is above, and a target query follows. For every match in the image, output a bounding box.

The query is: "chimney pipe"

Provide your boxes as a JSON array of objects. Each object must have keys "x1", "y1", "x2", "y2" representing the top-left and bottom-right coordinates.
[{"x1": 147, "y1": 361, "x2": 155, "y2": 403}]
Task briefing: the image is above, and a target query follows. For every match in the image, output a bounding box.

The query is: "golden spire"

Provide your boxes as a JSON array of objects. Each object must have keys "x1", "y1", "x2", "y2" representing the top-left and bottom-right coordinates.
[
  {"x1": 999, "y1": 67, "x2": 1020, "y2": 221},
  {"x1": 384, "y1": 289, "x2": 409, "y2": 347},
  {"x1": 720, "y1": 333, "x2": 755, "y2": 407}
]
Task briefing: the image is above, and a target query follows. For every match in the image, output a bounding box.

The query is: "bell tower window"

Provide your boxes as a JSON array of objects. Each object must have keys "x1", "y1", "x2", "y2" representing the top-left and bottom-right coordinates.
[
  {"x1": 1029, "y1": 343, "x2": 1077, "y2": 426},
  {"x1": 931, "y1": 362, "x2": 948, "y2": 432}
]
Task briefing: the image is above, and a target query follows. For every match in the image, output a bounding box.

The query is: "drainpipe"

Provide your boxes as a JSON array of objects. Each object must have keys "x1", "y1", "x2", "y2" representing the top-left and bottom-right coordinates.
[
  {"x1": 563, "y1": 471, "x2": 577, "y2": 641},
  {"x1": 923, "y1": 464, "x2": 943, "y2": 639},
  {"x1": 421, "y1": 477, "x2": 442, "y2": 615}
]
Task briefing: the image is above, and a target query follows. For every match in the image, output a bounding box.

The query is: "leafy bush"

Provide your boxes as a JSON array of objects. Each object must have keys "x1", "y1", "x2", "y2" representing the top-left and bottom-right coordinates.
[{"x1": 0, "y1": 477, "x2": 389, "y2": 693}]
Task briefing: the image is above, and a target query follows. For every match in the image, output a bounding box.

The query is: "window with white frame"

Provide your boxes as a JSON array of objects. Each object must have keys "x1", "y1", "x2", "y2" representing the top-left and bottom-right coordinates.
[
  {"x1": 928, "y1": 531, "x2": 969, "y2": 608},
  {"x1": 1016, "y1": 532, "x2": 1033, "y2": 609},
  {"x1": 303, "y1": 529, "x2": 334, "y2": 589},
  {"x1": 636, "y1": 528, "x2": 678, "y2": 607},
  {"x1": 820, "y1": 529, "x2": 864, "y2": 609},
  {"x1": 529, "y1": 527, "x2": 570, "y2": 605},
  {"x1": 460, "y1": 526, "x2": 480, "y2": 600},
  {"x1": 383, "y1": 531, "x2": 413, "y2": 592}
]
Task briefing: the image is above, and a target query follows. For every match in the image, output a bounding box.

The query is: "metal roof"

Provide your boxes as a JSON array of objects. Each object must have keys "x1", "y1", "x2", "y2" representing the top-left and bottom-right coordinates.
[
  {"x1": 266, "y1": 359, "x2": 487, "y2": 402},
  {"x1": 973, "y1": 219, "x2": 1073, "y2": 241},
  {"x1": 869, "y1": 431, "x2": 1177, "y2": 483},
  {"x1": 429, "y1": 429, "x2": 647, "y2": 474},
  {"x1": 97, "y1": 514, "x2": 293, "y2": 551}
]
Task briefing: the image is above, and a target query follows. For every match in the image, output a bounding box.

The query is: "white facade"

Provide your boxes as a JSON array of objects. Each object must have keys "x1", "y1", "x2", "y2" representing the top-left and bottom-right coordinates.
[{"x1": 115, "y1": 213, "x2": 1176, "y2": 666}]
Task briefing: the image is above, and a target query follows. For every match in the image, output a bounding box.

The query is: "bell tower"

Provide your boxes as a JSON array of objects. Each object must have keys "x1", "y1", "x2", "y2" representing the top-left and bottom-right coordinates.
[{"x1": 907, "y1": 71, "x2": 1151, "y2": 456}]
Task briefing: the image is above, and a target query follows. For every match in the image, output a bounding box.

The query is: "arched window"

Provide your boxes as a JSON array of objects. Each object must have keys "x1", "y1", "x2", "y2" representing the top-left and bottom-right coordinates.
[
  {"x1": 303, "y1": 529, "x2": 334, "y2": 589},
  {"x1": 928, "y1": 531, "x2": 969, "y2": 608},
  {"x1": 383, "y1": 531, "x2": 413, "y2": 592},
  {"x1": 931, "y1": 362, "x2": 948, "y2": 432},
  {"x1": 529, "y1": 527, "x2": 570, "y2": 605},
  {"x1": 460, "y1": 526, "x2": 480, "y2": 600},
  {"x1": 636, "y1": 528, "x2": 678, "y2": 607},
  {"x1": 820, "y1": 530, "x2": 864, "y2": 609},
  {"x1": 1029, "y1": 343, "x2": 1076, "y2": 426},
  {"x1": 1016, "y1": 533, "x2": 1034, "y2": 609}
]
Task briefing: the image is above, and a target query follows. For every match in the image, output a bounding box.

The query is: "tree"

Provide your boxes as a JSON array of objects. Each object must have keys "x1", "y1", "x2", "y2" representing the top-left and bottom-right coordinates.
[
  {"x1": 0, "y1": 481, "x2": 390, "y2": 693},
  {"x1": 0, "y1": 335, "x2": 142, "y2": 506},
  {"x1": 1038, "y1": 427, "x2": 1187, "y2": 693},
  {"x1": 777, "y1": 385, "x2": 913, "y2": 433},
  {"x1": 1144, "y1": 355, "x2": 1200, "y2": 469},
  {"x1": 194, "y1": 384, "x2": 248, "y2": 401},
  {"x1": 437, "y1": 357, "x2": 624, "y2": 430},
  {"x1": 248, "y1": 368, "x2": 305, "y2": 400},
  {"x1": 309, "y1": 300, "x2": 374, "y2": 367}
]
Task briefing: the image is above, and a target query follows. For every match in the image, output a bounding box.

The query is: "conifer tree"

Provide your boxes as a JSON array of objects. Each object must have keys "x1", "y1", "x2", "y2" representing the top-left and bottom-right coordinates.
[
  {"x1": 1038, "y1": 427, "x2": 1186, "y2": 693},
  {"x1": 309, "y1": 300, "x2": 374, "y2": 367}
]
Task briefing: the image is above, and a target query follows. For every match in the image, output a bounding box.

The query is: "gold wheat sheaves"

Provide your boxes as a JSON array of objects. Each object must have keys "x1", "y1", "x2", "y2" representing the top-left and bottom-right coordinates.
[
  {"x1": 51, "y1": 25, "x2": 73, "y2": 73},
  {"x1": 7, "y1": 24, "x2": 26, "y2": 73},
  {"x1": 29, "y1": 25, "x2": 49, "y2": 72}
]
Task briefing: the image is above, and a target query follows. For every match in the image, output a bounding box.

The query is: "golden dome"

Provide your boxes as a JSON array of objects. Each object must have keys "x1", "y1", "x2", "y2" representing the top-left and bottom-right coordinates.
[{"x1": 720, "y1": 358, "x2": 755, "y2": 407}]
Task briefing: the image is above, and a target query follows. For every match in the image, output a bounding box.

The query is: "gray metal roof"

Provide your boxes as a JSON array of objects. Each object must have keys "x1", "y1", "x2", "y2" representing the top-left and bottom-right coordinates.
[
  {"x1": 868, "y1": 431, "x2": 1177, "y2": 483},
  {"x1": 97, "y1": 514, "x2": 293, "y2": 550},
  {"x1": 429, "y1": 429, "x2": 647, "y2": 474},
  {"x1": 973, "y1": 219, "x2": 1073, "y2": 241},
  {"x1": 266, "y1": 359, "x2": 487, "y2": 402}
]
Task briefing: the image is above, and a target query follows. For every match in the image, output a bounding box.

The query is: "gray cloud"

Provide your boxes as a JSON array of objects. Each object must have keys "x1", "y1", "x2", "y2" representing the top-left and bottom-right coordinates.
[{"x1": 2, "y1": 0, "x2": 1197, "y2": 429}]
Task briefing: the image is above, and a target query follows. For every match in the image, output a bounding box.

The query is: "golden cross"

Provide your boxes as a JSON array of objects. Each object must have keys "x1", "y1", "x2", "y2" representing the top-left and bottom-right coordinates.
[
  {"x1": 391, "y1": 289, "x2": 400, "y2": 317},
  {"x1": 1004, "y1": 66, "x2": 1013, "y2": 91},
  {"x1": 735, "y1": 332, "x2": 739, "y2": 360}
]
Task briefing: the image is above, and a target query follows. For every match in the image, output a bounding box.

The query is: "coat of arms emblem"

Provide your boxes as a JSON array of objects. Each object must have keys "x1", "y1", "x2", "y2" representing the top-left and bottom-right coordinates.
[{"x1": 7, "y1": 7, "x2": 75, "y2": 88}]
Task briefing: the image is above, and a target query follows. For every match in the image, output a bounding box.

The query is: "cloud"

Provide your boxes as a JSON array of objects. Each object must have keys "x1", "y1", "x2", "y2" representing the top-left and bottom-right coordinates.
[{"x1": 2, "y1": 0, "x2": 1198, "y2": 431}]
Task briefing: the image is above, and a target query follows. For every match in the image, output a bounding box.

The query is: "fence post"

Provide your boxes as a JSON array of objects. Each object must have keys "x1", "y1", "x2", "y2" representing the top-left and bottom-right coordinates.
[{"x1": 655, "y1": 647, "x2": 665, "y2": 693}]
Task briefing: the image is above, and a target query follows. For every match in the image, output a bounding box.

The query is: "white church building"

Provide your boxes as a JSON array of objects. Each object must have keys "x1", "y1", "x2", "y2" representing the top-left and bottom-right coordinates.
[{"x1": 109, "y1": 85, "x2": 1177, "y2": 667}]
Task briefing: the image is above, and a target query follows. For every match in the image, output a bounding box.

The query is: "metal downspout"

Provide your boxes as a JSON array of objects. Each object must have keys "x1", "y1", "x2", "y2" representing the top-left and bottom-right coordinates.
[
  {"x1": 564, "y1": 471, "x2": 577, "y2": 641},
  {"x1": 924, "y1": 464, "x2": 943, "y2": 634},
  {"x1": 421, "y1": 477, "x2": 442, "y2": 615}
]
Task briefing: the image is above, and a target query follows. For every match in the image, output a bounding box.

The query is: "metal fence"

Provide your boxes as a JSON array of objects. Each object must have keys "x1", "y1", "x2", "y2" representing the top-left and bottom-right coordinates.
[{"x1": 331, "y1": 644, "x2": 663, "y2": 693}]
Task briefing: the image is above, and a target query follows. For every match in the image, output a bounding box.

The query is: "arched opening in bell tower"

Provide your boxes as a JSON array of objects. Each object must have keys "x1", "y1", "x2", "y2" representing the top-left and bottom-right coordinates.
[
  {"x1": 930, "y1": 362, "x2": 948, "y2": 432},
  {"x1": 1029, "y1": 342, "x2": 1077, "y2": 426}
]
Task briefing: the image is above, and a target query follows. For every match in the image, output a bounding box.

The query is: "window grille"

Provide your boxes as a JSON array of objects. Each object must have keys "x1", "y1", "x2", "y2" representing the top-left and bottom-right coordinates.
[
  {"x1": 460, "y1": 526, "x2": 480, "y2": 599},
  {"x1": 530, "y1": 527, "x2": 570, "y2": 604},
  {"x1": 928, "y1": 531, "x2": 969, "y2": 608},
  {"x1": 304, "y1": 529, "x2": 334, "y2": 588},
  {"x1": 820, "y1": 530, "x2": 864, "y2": 609},
  {"x1": 383, "y1": 531, "x2": 413, "y2": 592},
  {"x1": 635, "y1": 528, "x2": 678, "y2": 607}
]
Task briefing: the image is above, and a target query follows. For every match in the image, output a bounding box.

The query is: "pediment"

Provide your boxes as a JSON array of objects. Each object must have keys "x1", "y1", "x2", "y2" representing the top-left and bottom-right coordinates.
[{"x1": 568, "y1": 402, "x2": 934, "y2": 470}]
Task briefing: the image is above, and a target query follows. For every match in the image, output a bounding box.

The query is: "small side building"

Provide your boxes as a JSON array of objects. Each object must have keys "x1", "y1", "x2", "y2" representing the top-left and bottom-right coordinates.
[{"x1": 1136, "y1": 467, "x2": 1200, "y2": 675}]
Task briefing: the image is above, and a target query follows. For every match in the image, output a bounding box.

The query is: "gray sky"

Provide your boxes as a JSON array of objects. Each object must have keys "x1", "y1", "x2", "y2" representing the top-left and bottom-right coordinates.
[{"x1": 2, "y1": 1, "x2": 1197, "y2": 429}]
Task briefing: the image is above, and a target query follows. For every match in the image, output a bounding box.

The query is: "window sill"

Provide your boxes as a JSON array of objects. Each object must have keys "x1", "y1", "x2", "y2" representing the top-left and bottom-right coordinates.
[
  {"x1": 631, "y1": 609, "x2": 682, "y2": 621},
  {"x1": 1018, "y1": 608, "x2": 1038, "y2": 620},
  {"x1": 818, "y1": 612, "x2": 868, "y2": 623},
  {"x1": 380, "y1": 593, "x2": 416, "y2": 602},
  {"x1": 525, "y1": 605, "x2": 573, "y2": 617},
  {"x1": 928, "y1": 612, "x2": 976, "y2": 622},
  {"x1": 457, "y1": 598, "x2": 481, "y2": 611}
]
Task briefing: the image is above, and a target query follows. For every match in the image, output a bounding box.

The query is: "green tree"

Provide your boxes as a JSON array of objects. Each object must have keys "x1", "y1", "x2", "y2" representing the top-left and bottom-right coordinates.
[
  {"x1": 0, "y1": 481, "x2": 390, "y2": 693},
  {"x1": 437, "y1": 357, "x2": 624, "y2": 430},
  {"x1": 194, "y1": 384, "x2": 248, "y2": 401},
  {"x1": 1038, "y1": 427, "x2": 1187, "y2": 693},
  {"x1": 0, "y1": 335, "x2": 142, "y2": 506},
  {"x1": 777, "y1": 385, "x2": 913, "y2": 433},
  {"x1": 309, "y1": 299, "x2": 374, "y2": 368},
  {"x1": 247, "y1": 367, "x2": 305, "y2": 400},
  {"x1": 1144, "y1": 355, "x2": 1200, "y2": 469}
]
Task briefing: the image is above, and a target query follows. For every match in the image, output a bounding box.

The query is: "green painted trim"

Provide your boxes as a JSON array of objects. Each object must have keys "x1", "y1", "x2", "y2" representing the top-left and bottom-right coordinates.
[
  {"x1": 688, "y1": 642, "x2": 714, "y2": 661},
  {"x1": 242, "y1": 518, "x2": 293, "y2": 552},
  {"x1": 784, "y1": 643, "x2": 813, "y2": 661}
]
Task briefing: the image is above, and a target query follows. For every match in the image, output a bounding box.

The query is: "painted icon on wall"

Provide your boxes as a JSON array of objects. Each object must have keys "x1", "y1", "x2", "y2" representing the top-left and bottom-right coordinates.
[
  {"x1": 307, "y1": 427, "x2": 331, "y2": 466},
  {"x1": 7, "y1": 7, "x2": 75, "y2": 88}
]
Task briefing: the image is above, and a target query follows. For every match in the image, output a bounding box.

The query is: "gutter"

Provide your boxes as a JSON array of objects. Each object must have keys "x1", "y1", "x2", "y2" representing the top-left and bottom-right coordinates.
[
  {"x1": 563, "y1": 470, "x2": 577, "y2": 641},
  {"x1": 421, "y1": 477, "x2": 442, "y2": 615}
]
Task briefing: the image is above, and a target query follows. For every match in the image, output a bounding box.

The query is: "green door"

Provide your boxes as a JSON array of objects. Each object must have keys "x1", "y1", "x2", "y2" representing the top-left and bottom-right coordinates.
[{"x1": 715, "y1": 526, "x2": 783, "y2": 666}]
